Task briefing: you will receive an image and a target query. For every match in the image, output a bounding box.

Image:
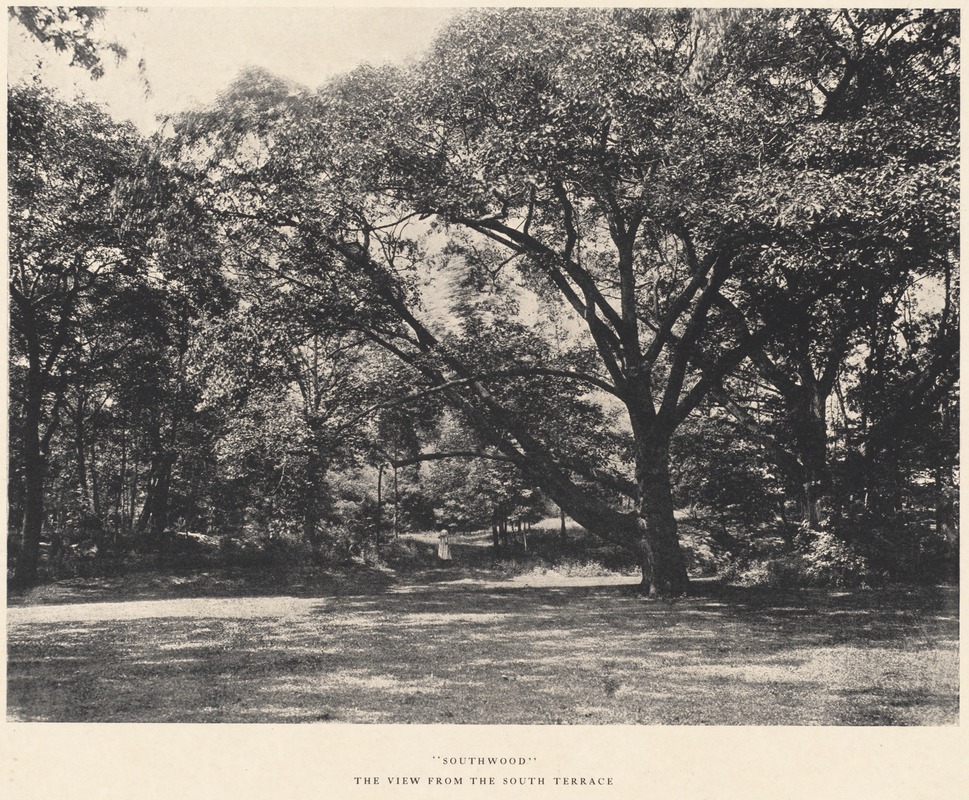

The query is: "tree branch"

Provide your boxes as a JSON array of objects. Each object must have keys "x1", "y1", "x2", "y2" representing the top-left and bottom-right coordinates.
[{"x1": 385, "y1": 450, "x2": 517, "y2": 469}]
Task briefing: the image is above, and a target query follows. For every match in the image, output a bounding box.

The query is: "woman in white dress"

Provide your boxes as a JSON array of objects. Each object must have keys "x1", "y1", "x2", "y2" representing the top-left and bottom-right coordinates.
[{"x1": 437, "y1": 528, "x2": 452, "y2": 561}]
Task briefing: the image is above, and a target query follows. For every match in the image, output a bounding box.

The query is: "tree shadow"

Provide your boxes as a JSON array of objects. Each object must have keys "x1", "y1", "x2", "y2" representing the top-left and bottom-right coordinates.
[
  {"x1": 8, "y1": 578, "x2": 958, "y2": 724},
  {"x1": 8, "y1": 561, "x2": 399, "y2": 606}
]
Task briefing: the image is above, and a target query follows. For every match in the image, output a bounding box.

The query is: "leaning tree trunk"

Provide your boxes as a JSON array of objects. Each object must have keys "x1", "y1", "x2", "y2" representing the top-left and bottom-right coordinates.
[{"x1": 519, "y1": 434, "x2": 690, "y2": 598}]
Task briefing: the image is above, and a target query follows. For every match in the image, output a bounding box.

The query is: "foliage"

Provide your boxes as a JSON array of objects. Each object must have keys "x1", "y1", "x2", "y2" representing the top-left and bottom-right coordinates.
[
  {"x1": 798, "y1": 529, "x2": 872, "y2": 589},
  {"x1": 724, "y1": 526, "x2": 871, "y2": 589},
  {"x1": 9, "y1": 6, "x2": 144, "y2": 81},
  {"x1": 671, "y1": 408, "x2": 785, "y2": 526},
  {"x1": 7, "y1": 9, "x2": 959, "y2": 592}
]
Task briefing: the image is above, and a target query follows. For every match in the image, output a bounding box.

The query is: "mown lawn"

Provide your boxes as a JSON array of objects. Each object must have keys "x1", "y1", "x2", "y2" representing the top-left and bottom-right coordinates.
[{"x1": 7, "y1": 537, "x2": 957, "y2": 725}]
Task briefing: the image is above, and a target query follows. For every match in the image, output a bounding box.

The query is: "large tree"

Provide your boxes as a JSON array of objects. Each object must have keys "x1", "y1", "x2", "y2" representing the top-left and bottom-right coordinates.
[
  {"x1": 709, "y1": 9, "x2": 958, "y2": 527},
  {"x1": 189, "y1": 286, "x2": 382, "y2": 549},
  {"x1": 8, "y1": 84, "x2": 152, "y2": 585},
  {"x1": 8, "y1": 80, "x2": 228, "y2": 584},
  {"x1": 380, "y1": 7, "x2": 956, "y2": 585},
  {"x1": 170, "y1": 9, "x2": 956, "y2": 596}
]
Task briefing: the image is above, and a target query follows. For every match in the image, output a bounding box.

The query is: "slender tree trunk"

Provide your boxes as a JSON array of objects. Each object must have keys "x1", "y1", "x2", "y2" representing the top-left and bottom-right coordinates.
[
  {"x1": 151, "y1": 457, "x2": 172, "y2": 539},
  {"x1": 128, "y1": 460, "x2": 139, "y2": 531},
  {"x1": 8, "y1": 464, "x2": 25, "y2": 538},
  {"x1": 74, "y1": 400, "x2": 94, "y2": 514},
  {"x1": 392, "y1": 466, "x2": 399, "y2": 538},
  {"x1": 90, "y1": 441, "x2": 102, "y2": 519},
  {"x1": 861, "y1": 425, "x2": 903, "y2": 519},
  {"x1": 935, "y1": 402, "x2": 957, "y2": 545},
  {"x1": 135, "y1": 455, "x2": 156, "y2": 534},
  {"x1": 302, "y1": 504, "x2": 320, "y2": 549},
  {"x1": 17, "y1": 448, "x2": 45, "y2": 587},
  {"x1": 377, "y1": 463, "x2": 385, "y2": 549},
  {"x1": 300, "y1": 453, "x2": 324, "y2": 551},
  {"x1": 117, "y1": 423, "x2": 127, "y2": 525},
  {"x1": 786, "y1": 382, "x2": 829, "y2": 529},
  {"x1": 13, "y1": 341, "x2": 46, "y2": 588},
  {"x1": 137, "y1": 419, "x2": 172, "y2": 541}
]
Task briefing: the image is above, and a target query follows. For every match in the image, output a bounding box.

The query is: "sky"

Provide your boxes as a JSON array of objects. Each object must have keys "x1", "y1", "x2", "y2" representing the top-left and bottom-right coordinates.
[{"x1": 7, "y1": 6, "x2": 458, "y2": 133}]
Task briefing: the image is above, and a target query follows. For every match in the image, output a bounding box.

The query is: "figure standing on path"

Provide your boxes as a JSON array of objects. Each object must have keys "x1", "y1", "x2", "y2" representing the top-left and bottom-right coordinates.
[{"x1": 438, "y1": 527, "x2": 452, "y2": 561}]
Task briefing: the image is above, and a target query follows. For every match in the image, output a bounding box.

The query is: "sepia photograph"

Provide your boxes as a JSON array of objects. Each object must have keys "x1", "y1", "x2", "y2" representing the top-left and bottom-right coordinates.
[{"x1": 5, "y1": 0, "x2": 959, "y2": 747}]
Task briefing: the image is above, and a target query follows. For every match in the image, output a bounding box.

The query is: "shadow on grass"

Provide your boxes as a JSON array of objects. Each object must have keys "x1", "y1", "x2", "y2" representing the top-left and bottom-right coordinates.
[
  {"x1": 8, "y1": 576, "x2": 958, "y2": 725},
  {"x1": 7, "y1": 536, "x2": 615, "y2": 607},
  {"x1": 7, "y1": 561, "x2": 400, "y2": 607}
]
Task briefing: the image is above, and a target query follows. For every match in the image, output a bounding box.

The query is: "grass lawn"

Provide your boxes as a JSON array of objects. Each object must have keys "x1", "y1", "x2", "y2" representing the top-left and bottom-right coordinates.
[{"x1": 6, "y1": 532, "x2": 959, "y2": 724}]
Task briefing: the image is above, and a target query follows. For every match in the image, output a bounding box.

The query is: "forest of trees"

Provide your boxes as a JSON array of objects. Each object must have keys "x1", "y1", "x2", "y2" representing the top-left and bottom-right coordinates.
[{"x1": 8, "y1": 8, "x2": 959, "y2": 596}]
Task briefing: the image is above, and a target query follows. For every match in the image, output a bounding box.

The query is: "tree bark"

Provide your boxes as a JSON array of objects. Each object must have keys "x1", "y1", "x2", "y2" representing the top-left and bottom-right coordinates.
[
  {"x1": 73, "y1": 399, "x2": 94, "y2": 514},
  {"x1": 88, "y1": 439, "x2": 100, "y2": 522},
  {"x1": 137, "y1": 448, "x2": 173, "y2": 543},
  {"x1": 635, "y1": 437, "x2": 690, "y2": 597},
  {"x1": 300, "y1": 452, "x2": 325, "y2": 551},
  {"x1": 375, "y1": 462, "x2": 384, "y2": 549},
  {"x1": 789, "y1": 382, "x2": 829, "y2": 529},
  {"x1": 13, "y1": 338, "x2": 46, "y2": 588},
  {"x1": 150, "y1": 457, "x2": 172, "y2": 539},
  {"x1": 128, "y1": 460, "x2": 139, "y2": 531},
  {"x1": 338, "y1": 232, "x2": 698, "y2": 597},
  {"x1": 302, "y1": 502, "x2": 321, "y2": 551},
  {"x1": 392, "y1": 465, "x2": 399, "y2": 538}
]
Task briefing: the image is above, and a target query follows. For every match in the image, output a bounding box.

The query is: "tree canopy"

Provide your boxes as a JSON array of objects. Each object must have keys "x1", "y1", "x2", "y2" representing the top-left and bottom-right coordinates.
[{"x1": 8, "y1": 8, "x2": 959, "y2": 594}]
